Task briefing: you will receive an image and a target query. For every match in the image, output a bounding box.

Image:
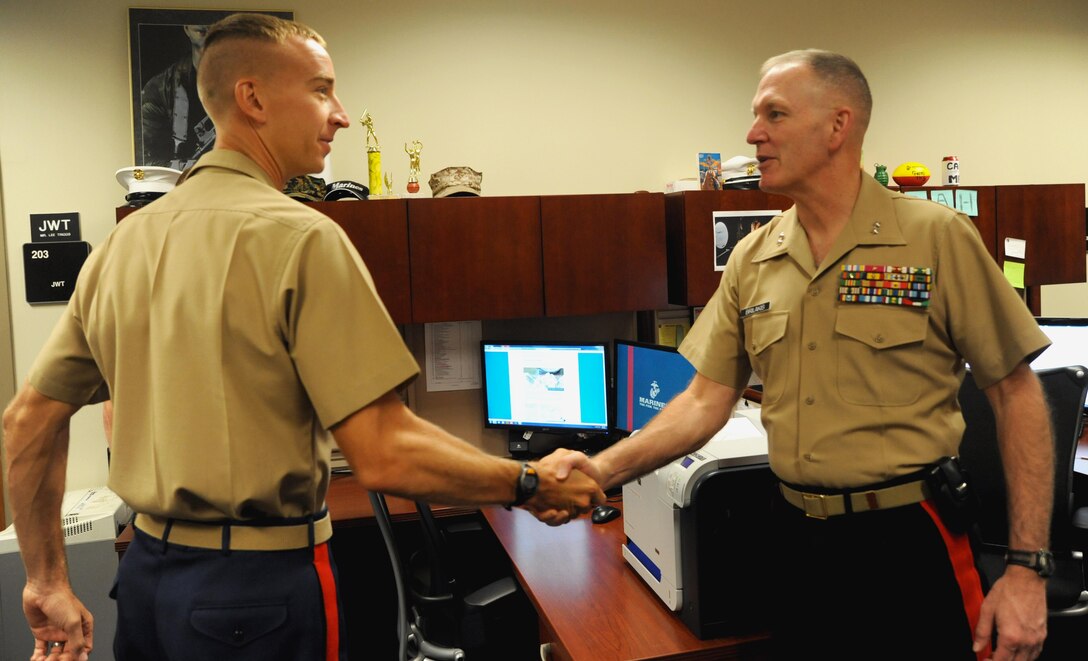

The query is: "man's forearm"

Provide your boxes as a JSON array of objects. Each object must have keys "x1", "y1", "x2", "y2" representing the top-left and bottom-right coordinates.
[
  {"x1": 3, "y1": 384, "x2": 78, "y2": 586},
  {"x1": 594, "y1": 374, "x2": 741, "y2": 490},
  {"x1": 985, "y1": 364, "x2": 1053, "y2": 551}
]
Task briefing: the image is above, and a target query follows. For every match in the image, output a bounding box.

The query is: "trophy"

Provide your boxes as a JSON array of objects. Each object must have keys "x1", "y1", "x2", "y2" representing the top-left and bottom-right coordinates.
[
  {"x1": 361, "y1": 110, "x2": 382, "y2": 195},
  {"x1": 405, "y1": 140, "x2": 423, "y2": 194}
]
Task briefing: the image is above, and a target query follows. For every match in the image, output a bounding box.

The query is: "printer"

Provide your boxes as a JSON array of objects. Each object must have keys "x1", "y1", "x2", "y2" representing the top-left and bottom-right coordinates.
[
  {"x1": 1, "y1": 487, "x2": 131, "y2": 661},
  {"x1": 621, "y1": 409, "x2": 776, "y2": 639}
]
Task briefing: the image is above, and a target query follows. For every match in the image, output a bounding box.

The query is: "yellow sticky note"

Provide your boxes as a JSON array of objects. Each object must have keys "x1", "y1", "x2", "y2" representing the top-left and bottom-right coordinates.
[{"x1": 1003, "y1": 261, "x2": 1025, "y2": 289}]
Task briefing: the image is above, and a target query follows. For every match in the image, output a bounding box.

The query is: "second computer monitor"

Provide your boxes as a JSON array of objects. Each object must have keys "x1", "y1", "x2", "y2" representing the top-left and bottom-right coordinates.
[{"x1": 614, "y1": 340, "x2": 697, "y2": 434}]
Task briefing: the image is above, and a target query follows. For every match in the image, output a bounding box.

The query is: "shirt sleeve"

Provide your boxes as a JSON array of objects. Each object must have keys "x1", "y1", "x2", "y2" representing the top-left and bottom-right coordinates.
[
  {"x1": 283, "y1": 220, "x2": 420, "y2": 429},
  {"x1": 937, "y1": 213, "x2": 1050, "y2": 388},
  {"x1": 28, "y1": 303, "x2": 108, "y2": 406},
  {"x1": 679, "y1": 249, "x2": 753, "y2": 389}
]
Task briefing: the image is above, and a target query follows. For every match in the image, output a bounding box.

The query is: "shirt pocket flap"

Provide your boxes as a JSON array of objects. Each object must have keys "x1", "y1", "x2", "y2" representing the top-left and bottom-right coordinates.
[
  {"x1": 835, "y1": 305, "x2": 928, "y2": 350},
  {"x1": 748, "y1": 311, "x2": 789, "y2": 355}
]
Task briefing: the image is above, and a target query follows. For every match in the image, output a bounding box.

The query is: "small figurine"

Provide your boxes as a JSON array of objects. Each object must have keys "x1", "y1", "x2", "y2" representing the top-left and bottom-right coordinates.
[
  {"x1": 874, "y1": 163, "x2": 889, "y2": 187},
  {"x1": 360, "y1": 110, "x2": 382, "y2": 195},
  {"x1": 405, "y1": 140, "x2": 423, "y2": 194}
]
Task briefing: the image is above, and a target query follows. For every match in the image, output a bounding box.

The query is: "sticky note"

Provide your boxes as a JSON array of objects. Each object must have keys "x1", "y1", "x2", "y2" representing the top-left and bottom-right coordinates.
[
  {"x1": 1004, "y1": 237, "x2": 1027, "y2": 259},
  {"x1": 954, "y1": 189, "x2": 978, "y2": 217},
  {"x1": 931, "y1": 190, "x2": 954, "y2": 208},
  {"x1": 1003, "y1": 261, "x2": 1025, "y2": 289},
  {"x1": 905, "y1": 190, "x2": 928, "y2": 200}
]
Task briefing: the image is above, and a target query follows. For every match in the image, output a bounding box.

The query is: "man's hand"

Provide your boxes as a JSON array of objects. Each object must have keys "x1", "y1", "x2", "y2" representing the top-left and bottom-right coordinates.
[
  {"x1": 522, "y1": 449, "x2": 605, "y2": 525},
  {"x1": 23, "y1": 582, "x2": 93, "y2": 661},
  {"x1": 973, "y1": 567, "x2": 1046, "y2": 661}
]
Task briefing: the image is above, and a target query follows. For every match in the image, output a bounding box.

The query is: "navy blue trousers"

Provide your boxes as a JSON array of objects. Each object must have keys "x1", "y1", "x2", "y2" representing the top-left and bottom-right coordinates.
[
  {"x1": 112, "y1": 527, "x2": 347, "y2": 660},
  {"x1": 769, "y1": 491, "x2": 986, "y2": 660}
]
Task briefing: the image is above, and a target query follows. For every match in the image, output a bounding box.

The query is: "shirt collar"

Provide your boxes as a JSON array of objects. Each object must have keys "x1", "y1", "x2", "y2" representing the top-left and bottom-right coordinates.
[
  {"x1": 187, "y1": 150, "x2": 278, "y2": 190},
  {"x1": 749, "y1": 172, "x2": 906, "y2": 273}
]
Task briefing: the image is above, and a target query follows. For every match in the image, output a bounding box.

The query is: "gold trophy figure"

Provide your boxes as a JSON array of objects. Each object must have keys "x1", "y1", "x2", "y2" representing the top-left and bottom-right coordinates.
[
  {"x1": 361, "y1": 110, "x2": 382, "y2": 195},
  {"x1": 405, "y1": 140, "x2": 423, "y2": 194}
]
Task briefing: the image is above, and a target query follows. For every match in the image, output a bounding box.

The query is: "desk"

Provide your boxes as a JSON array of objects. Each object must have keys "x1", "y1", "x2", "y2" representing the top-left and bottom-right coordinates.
[{"x1": 482, "y1": 503, "x2": 770, "y2": 661}]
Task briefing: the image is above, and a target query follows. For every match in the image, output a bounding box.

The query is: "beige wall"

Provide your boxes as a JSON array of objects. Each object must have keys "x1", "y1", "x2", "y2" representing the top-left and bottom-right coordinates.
[{"x1": 2, "y1": 0, "x2": 1087, "y2": 499}]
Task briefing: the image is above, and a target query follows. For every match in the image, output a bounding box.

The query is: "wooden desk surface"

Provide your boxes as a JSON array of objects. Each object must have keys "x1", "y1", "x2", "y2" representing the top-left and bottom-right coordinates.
[{"x1": 482, "y1": 503, "x2": 769, "y2": 661}]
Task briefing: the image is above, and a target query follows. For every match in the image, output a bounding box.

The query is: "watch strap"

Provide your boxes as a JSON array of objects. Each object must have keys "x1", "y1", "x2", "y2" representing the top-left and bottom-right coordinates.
[
  {"x1": 504, "y1": 462, "x2": 538, "y2": 510},
  {"x1": 1005, "y1": 548, "x2": 1054, "y2": 577}
]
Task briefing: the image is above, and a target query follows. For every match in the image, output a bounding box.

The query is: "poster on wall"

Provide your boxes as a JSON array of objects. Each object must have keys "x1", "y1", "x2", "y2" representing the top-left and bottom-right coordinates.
[
  {"x1": 712, "y1": 210, "x2": 781, "y2": 271},
  {"x1": 127, "y1": 8, "x2": 293, "y2": 170}
]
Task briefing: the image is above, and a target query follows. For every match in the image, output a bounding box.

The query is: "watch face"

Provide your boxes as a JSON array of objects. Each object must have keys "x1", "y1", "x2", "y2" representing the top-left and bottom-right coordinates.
[
  {"x1": 523, "y1": 468, "x2": 540, "y2": 492},
  {"x1": 1038, "y1": 552, "x2": 1055, "y2": 577}
]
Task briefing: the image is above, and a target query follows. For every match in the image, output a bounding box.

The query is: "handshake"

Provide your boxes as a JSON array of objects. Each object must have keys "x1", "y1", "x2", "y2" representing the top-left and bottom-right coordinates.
[{"x1": 515, "y1": 448, "x2": 610, "y2": 526}]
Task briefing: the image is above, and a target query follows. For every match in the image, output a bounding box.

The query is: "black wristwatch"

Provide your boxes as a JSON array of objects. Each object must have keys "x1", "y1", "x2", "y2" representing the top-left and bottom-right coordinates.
[
  {"x1": 505, "y1": 462, "x2": 539, "y2": 510},
  {"x1": 1005, "y1": 549, "x2": 1054, "y2": 578}
]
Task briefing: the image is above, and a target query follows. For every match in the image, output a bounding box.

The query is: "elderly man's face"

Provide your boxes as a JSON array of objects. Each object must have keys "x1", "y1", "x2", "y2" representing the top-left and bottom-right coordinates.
[{"x1": 746, "y1": 63, "x2": 839, "y2": 198}]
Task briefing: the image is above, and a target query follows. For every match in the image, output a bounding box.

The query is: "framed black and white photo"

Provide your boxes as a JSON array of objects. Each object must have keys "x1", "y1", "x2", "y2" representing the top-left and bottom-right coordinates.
[
  {"x1": 712, "y1": 210, "x2": 781, "y2": 271},
  {"x1": 128, "y1": 8, "x2": 293, "y2": 169}
]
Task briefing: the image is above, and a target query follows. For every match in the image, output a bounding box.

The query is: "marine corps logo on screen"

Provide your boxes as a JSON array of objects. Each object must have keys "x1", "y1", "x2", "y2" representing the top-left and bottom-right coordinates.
[{"x1": 649, "y1": 380, "x2": 661, "y2": 399}]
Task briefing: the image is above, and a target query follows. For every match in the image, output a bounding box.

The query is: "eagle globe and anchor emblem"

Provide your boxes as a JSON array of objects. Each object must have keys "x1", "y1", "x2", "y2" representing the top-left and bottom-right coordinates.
[{"x1": 649, "y1": 380, "x2": 661, "y2": 399}]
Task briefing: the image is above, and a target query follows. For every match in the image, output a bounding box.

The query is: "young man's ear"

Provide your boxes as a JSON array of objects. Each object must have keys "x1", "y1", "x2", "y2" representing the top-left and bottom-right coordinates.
[{"x1": 234, "y1": 79, "x2": 266, "y2": 124}]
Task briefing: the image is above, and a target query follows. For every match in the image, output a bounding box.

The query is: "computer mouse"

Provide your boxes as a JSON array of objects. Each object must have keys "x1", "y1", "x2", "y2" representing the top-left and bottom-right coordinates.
[{"x1": 591, "y1": 504, "x2": 621, "y2": 524}]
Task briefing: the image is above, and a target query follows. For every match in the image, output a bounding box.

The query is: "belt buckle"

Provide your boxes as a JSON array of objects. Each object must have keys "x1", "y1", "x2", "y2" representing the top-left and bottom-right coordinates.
[{"x1": 801, "y1": 493, "x2": 830, "y2": 519}]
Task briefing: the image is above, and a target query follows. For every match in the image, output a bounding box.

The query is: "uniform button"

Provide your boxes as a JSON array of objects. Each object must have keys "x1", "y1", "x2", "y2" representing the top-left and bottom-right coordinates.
[
  {"x1": 807, "y1": 341, "x2": 817, "y2": 351},
  {"x1": 233, "y1": 629, "x2": 245, "y2": 643},
  {"x1": 874, "y1": 334, "x2": 885, "y2": 344},
  {"x1": 804, "y1": 396, "x2": 815, "y2": 405},
  {"x1": 803, "y1": 453, "x2": 813, "y2": 462},
  {"x1": 809, "y1": 287, "x2": 820, "y2": 297}
]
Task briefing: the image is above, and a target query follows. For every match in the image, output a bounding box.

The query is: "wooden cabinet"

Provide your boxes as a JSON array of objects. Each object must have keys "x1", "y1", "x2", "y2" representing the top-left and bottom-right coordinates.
[
  {"x1": 540, "y1": 193, "x2": 667, "y2": 317},
  {"x1": 664, "y1": 189, "x2": 793, "y2": 307},
  {"x1": 118, "y1": 181, "x2": 1083, "y2": 321},
  {"x1": 407, "y1": 196, "x2": 544, "y2": 322}
]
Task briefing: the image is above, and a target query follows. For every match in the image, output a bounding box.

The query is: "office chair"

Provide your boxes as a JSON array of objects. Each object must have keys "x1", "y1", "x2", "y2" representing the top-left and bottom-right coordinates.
[
  {"x1": 956, "y1": 365, "x2": 1088, "y2": 619},
  {"x1": 406, "y1": 502, "x2": 536, "y2": 660},
  {"x1": 369, "y1": 492, "x2": 466, "y2": 661}
]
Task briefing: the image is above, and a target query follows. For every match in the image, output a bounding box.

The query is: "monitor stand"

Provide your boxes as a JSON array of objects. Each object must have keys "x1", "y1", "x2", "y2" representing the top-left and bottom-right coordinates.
[{"x1": 507, "y1": 430, "x2": 614, "y2": 458}]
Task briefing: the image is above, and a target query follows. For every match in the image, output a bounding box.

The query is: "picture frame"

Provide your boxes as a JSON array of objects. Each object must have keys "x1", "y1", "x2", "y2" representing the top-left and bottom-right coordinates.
[
  {"x1": 127, "y1": 8, "x2": 293, "y2": 169},
  {"x1": 712, "y1": 209, "x2": 781, "y2": 271}
]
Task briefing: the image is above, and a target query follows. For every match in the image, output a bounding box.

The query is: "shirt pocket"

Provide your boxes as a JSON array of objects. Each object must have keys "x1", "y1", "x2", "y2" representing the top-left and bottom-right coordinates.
[
  {"x1": 743, "y1": 310, "x2": 790, "y2": 405},
  {"x1": 834, "y1": 305, "x2": 930, "y2": 406}
]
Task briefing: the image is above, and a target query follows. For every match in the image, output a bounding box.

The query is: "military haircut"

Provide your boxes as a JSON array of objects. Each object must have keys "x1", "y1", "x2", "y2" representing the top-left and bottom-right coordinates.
[
  {"x1": 197, "y1": 13, "x2": 326, "y2": 116},
  {"x1": 761, "y1": 49, "x2": 872, "y2": 132}
]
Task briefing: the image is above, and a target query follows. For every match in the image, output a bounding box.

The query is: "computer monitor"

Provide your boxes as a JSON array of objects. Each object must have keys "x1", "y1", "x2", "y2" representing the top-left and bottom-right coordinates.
[
  {"x1": 1032, "y1": 317, "x2": 1088, "y2": 409},
  {"x1": 481, "y1": 341, "x2": 610, "y2": 433},
  {"x1": 614, "y1": 340, "x2": 697, "y2": 434}
]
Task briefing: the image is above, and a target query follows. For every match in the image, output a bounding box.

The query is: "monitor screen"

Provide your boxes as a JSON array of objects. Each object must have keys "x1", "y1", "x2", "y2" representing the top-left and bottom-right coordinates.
[
  {"x1": 1032, "y1": 317, "x2": 1088, "y2": 408},
  {"x1": 482, "y1": 341, "x2": 610, "y2": 433},
  {"x1": 614, "y1": 340, "x2": 697, "y2": 433}
]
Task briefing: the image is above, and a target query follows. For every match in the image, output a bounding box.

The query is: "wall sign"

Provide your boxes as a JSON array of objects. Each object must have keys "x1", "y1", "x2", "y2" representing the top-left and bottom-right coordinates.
[
  {"x1": 23, "y1": 241, "x2": 91, "y2": 304},
  {"x1": 30, "y1": 212, "x2": 81, "y2": 243}
]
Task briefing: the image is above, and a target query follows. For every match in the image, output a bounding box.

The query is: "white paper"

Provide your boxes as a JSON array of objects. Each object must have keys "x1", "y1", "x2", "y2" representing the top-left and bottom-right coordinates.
[
  {"x1": 425, "y1": 321, "x2": 482, "y2": 392},
  {"x1": 1004, "y1": 237, "x2": 1027, "y2": 259}
]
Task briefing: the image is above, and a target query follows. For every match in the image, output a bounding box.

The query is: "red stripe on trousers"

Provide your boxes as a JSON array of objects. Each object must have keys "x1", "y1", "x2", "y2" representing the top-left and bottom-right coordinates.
[
  {"x1": 313, "y1": 542, "x2": 340, "y2": 661},
  {"x1": 920, "y1": 499, "x2": 990, "y2": 660}
]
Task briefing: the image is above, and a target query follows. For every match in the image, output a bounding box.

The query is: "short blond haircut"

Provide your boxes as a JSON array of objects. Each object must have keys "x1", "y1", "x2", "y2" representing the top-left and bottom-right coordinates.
[{"x1": 197, "y1": 13, "x2": 326, "y2": 116}]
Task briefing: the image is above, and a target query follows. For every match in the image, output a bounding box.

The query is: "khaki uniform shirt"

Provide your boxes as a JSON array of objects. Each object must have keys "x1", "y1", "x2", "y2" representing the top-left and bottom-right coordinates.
[
  {"x1": 30, "y1": 151, "x2": 420, "y2": 529},
  {"x1": 681, "y1": 174, "x2": 1049, "y2": 488}
]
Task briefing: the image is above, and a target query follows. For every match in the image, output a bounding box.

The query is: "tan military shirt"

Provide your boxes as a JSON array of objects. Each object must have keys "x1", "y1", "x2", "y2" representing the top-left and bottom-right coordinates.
[
  {"x1": 30, "y1": 151, "x2": 420, "y2": 528},
  {"x1": 681, "y1": 174, "x2": 1049, "y2": 488}
]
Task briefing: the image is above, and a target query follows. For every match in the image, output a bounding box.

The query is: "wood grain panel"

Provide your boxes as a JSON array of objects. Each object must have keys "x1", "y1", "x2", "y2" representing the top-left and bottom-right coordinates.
[
  {"x1": 541, "y1": 193, "x2": 667, "y2": 317},
  {"x1": 408, "y1": 196, "x2": 543, "y2": 322}
]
